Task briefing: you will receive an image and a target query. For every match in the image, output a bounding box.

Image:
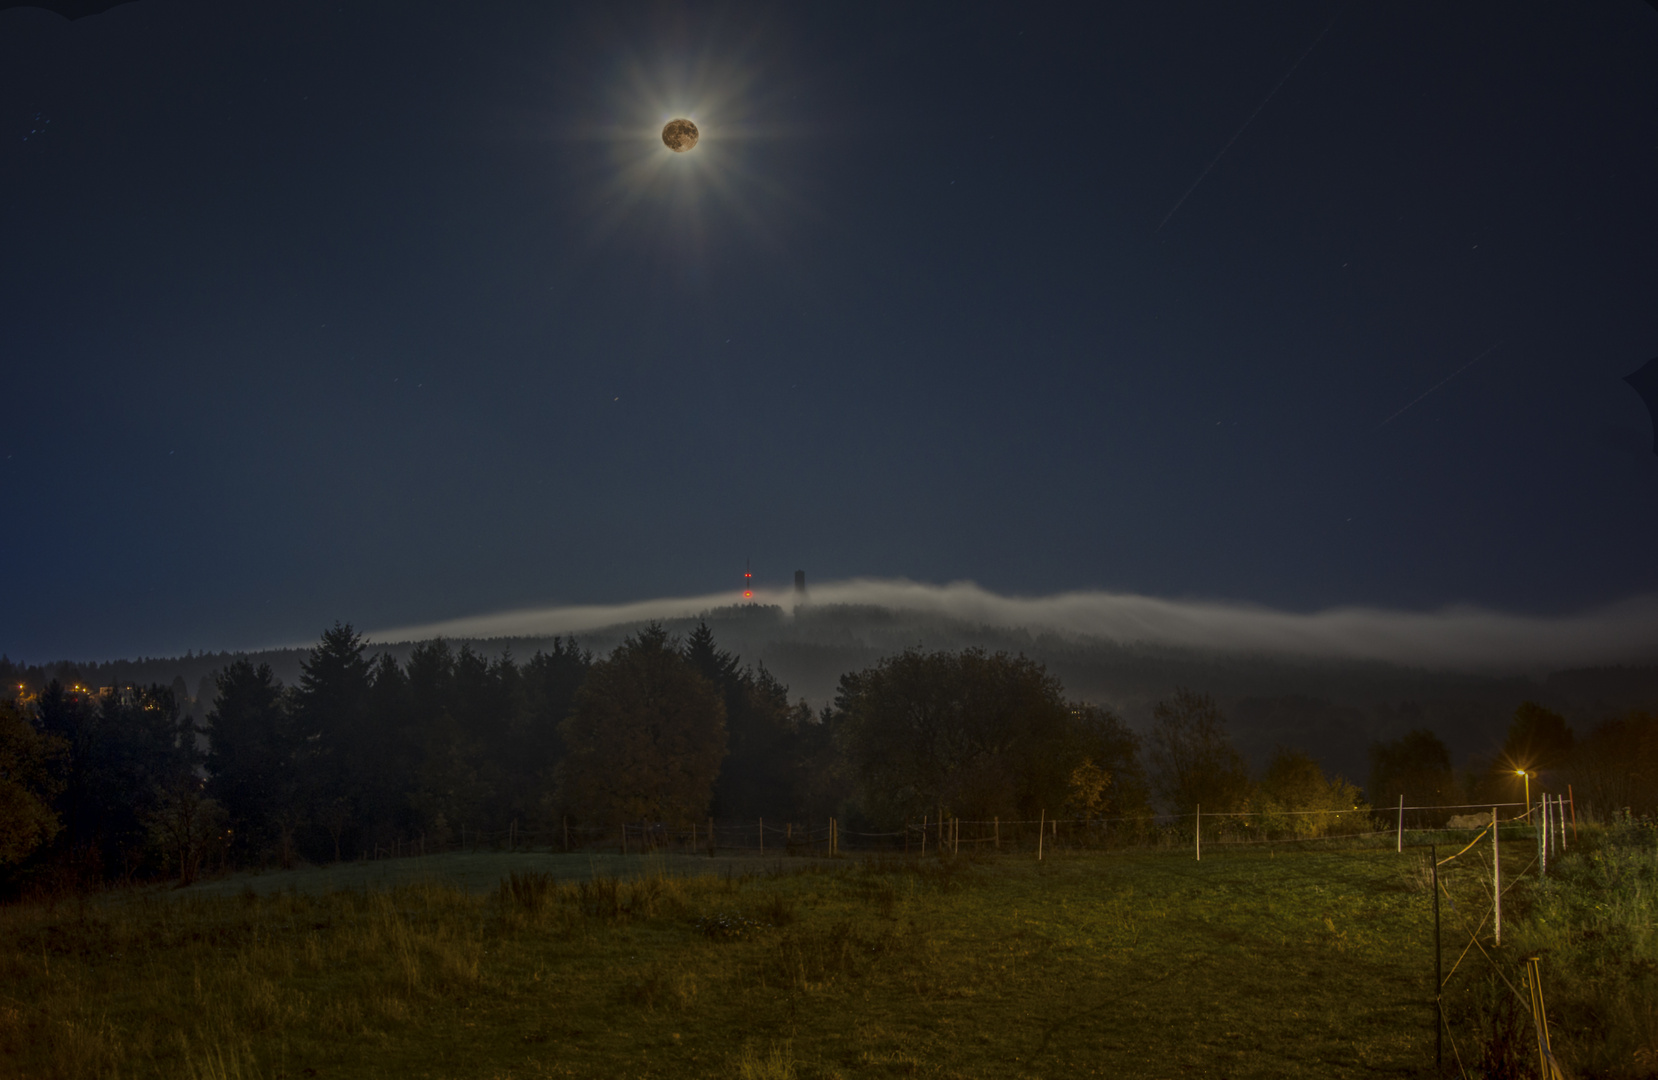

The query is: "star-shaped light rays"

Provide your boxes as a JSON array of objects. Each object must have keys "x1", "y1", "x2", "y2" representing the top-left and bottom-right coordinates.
[{"x1": 565, "y1": 16, "x2": 812, "y2": 276}]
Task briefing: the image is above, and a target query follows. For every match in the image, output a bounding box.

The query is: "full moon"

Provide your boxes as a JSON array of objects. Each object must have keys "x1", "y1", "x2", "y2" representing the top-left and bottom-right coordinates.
[{"x1": 661, "y1": 118, "x2": 699, "y2": 153}]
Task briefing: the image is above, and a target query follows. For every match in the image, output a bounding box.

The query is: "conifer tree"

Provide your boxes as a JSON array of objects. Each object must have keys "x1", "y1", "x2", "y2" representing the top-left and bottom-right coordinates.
[
  {"x1": 205, "y1": 660, "x2": 295, "y2": 863},
  {"x1": 294, "y1": 623, "x2": 374, "y2": 860},
  {"x1": 687, "y1": 623, "x2": 802, "y2": 819}
]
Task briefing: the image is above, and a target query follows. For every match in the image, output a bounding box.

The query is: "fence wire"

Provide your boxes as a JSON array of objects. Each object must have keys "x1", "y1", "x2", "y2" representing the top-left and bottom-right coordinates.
[
  {"x1": 1429, "y1": 802, "x2": 1567, "y2": 1078},
  {"x1": 350, "y1": 796, "x2": 1574, "y2": 1075}
]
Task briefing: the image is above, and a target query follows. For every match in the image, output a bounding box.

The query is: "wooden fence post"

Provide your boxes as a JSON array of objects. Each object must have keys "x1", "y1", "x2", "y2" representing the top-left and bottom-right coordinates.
[
  {"x1": 759, "y1": 818, "x2": 764, "y2": 855},
  {"x1": 921, "y1": 814, "x2": 928, "y2": 857},
  {"x1": 1524, "y1": 956, "x2": 1559, "y2": 1078},
  {"x1": 1397, "y1": 793, "x2": 1404, "y2": 853},
  {"x1": 1542, "y1": 796, "x2": 1550, "y2": 864},
  {"x1": 1195, "y1": 805, "x2": 1201, "y2": 862},
  {"x1": 1537, "y1": 796, "x2": 1546, "y2": 877},
  {"x1": 1492, "y1": 807, "x2": 1501, "y2": 946},
  {"x1": 1431, "y1": 844, "x2": 1442, "y2": 1071},
  {"x1": 1038, "y1": 810, "x2": 1045, "y2": 861},
  {"x1": 994, "y1": 816, "x2": 999, "y2": 850}
]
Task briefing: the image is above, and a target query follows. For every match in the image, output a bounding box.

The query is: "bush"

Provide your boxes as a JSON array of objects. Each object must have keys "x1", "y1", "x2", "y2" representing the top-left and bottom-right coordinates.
[{"x1": 1494, "y1": 821, "x2": 1658, "y2": 1078}]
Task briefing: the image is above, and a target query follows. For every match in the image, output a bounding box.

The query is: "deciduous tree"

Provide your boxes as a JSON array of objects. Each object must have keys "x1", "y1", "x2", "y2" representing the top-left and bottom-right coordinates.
[
  {"x1": 1367, "y1": 728, "x2": 1454, "y2": 826},
  {"x1": 1502, "y1": 701, "x2": 1574, "y2": 776},
  {"x1": 145, "y1": 777, "x2": 226, "y2": 884},
  {"x1": 1255, "y1": 748, "x2": 1364, "y2": 837},
  {"x1": 1567, "y1": 712, "x2": 1658, "y2": 820},
  {"x1": 558, "y1": 626, "x2": 726, "y2": 826},
  {"x1": 835, "y1": 648, "x2": 1116, "y2": 826},
  {"x1": 1147, "y1": 689, "x2": 1250, "y2": 815},
  {"x1": 0, "y1": 699, "x2": 65, "y2": 868}
]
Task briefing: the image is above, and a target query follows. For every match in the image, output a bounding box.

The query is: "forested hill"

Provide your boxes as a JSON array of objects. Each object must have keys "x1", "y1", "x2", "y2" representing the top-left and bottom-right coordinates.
[{"x1": 6, "y1": 602, "x2": 1658, "y2": 784}]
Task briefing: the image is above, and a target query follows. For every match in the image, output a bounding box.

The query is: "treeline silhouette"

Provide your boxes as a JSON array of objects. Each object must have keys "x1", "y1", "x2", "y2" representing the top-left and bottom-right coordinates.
[
  {"x1": 2, "y1": 620, "x2": 1654, "y2": 893},
  {"x1": 0, "y1": 622, "x2": 830, "y2": 885}
]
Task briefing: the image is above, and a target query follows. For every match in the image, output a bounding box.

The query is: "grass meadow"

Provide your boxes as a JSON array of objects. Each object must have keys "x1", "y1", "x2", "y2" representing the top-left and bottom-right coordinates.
[{"x1": 1, "y1": 830, "x2": 1650, "y2": 1080}]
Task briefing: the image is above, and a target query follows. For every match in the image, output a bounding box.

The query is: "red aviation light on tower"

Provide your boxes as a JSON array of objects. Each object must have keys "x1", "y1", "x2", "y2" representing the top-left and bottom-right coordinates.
[{"x1": 742, "y1": 559, "x2": 753, "y2": 600}]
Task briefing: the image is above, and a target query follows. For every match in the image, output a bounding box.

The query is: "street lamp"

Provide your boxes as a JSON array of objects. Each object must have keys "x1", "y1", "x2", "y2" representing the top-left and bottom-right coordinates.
[{"x1": 1516, "y1": 769, "x2": 1531, "y2": 819}]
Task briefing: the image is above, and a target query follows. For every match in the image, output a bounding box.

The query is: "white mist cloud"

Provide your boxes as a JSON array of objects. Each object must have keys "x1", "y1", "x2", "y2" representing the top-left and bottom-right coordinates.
[{"x1": 365, "y1": 579, "x2": 1658, "y2": 671}]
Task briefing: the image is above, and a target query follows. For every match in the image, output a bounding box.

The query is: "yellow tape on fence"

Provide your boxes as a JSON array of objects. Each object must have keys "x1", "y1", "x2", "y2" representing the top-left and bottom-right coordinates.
[{"x1": 1438, "y1": 824, "x2": 1492, "y2": 867}]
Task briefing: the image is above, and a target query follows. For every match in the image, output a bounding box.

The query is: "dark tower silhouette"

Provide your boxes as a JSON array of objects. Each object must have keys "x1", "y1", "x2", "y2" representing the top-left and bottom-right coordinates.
[
  {"x1": 794, "y1": 570, "x2": 806, "y2": 597},
  {"x1": 742, "y1": 559, "x2": 753, "y2": 600}
]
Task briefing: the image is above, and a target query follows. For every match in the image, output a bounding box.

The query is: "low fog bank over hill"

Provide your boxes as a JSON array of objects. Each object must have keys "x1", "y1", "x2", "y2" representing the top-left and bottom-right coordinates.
[
  {"x1": 369, "y1": 580, "x2": 1658, "y2": 673},
  {"x1": 10, "y1": 585, "x2": 1658, "y2": 787},
  {"x1": 402, "y1": 601, "x2": 1653, "y2": 784},
  {"x1": 353, "y1": 580, "x2": 1658, "y2": 780}
]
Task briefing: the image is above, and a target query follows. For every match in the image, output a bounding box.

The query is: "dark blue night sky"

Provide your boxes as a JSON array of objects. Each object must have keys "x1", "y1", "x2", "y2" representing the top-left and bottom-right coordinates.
[{"x1": 3, "y1": 1, "x2": 1657, "y2": 659}]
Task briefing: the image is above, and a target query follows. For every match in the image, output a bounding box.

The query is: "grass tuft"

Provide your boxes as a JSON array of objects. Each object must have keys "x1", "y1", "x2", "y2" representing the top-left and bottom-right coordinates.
[
  {"x1": 732, "y1": 1039, "x2": 798, "y2": 1080},
  {"x1": 497, "y1": 869, "x2": 557, "y2": 912}
]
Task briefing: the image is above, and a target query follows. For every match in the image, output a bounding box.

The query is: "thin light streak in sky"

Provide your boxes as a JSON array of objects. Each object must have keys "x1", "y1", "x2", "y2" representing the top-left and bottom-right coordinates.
[
  {"x1": 1378, "y1": 340, "x2": 1504, "y2": 428},
  {"x1": 1156, "y1": 4, "x2": 1347, "y2": 233}
]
